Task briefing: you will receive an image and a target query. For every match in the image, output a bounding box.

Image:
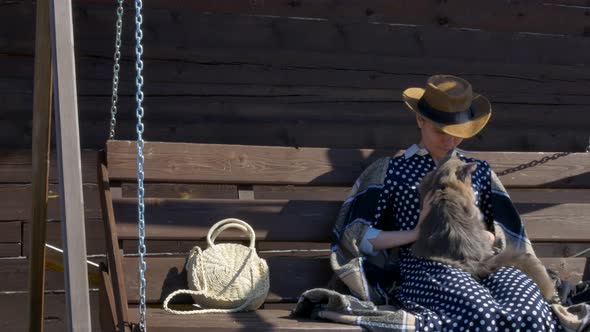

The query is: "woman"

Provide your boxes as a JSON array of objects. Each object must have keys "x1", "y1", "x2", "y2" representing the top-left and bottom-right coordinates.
[{"x1": 356, "y1": 75, "x2": 562, "y2": 331}]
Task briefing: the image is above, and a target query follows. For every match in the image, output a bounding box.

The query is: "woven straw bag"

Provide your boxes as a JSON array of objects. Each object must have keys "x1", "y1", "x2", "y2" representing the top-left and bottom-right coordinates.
[{"x1": 163, "y1": 218, "x2": 270, "y2": 314}]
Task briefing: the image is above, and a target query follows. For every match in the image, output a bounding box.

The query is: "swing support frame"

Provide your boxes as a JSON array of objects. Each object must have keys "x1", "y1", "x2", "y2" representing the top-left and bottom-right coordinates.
[{"x1": 29, "y1": 0, "x2": 92, "y2": 331}]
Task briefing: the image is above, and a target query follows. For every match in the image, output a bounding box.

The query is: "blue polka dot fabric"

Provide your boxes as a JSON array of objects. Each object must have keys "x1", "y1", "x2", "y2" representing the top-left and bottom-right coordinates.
[{"x1": 375, "y1": 150, "x2": 562, "y2": 331}]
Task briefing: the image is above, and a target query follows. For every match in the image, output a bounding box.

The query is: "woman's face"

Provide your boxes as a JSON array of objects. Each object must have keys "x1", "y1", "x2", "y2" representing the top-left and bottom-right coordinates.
[{"x1": 417, "y1": 115, "x2": 463, "y2": 159}]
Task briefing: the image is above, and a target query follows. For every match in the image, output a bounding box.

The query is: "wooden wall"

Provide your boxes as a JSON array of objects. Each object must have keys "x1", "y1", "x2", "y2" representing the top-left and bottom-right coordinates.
[{"x1": 1, "y1": 0, "x2": 589, "y2": 330}]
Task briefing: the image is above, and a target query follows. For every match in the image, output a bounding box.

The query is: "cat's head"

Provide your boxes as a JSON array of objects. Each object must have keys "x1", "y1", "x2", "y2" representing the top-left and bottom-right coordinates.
[{"x1": 419, "y1": 154, "x2": 478, "y2": 206}]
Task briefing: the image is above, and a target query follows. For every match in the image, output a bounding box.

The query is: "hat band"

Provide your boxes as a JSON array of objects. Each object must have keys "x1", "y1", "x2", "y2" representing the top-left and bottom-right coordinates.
[{"x1": 417, "y1": 98, "x2": 475, "y2": 125}]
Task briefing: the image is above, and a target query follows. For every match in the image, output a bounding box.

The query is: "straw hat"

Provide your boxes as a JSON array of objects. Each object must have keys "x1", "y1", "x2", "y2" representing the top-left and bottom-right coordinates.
[{"x1": 403, "y1": 75, "x2": 492, "y2": 138}]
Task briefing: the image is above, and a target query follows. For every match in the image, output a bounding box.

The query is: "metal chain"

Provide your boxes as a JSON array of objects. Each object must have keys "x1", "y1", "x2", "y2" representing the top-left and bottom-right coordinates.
[
  {"x1": 586, "y1": 136, "x2": 590, "y2": 152},
  {"x1": 496, "y1": 152, "x2": 570, "y2": 177},
  {"x1": 134, "y1": 0, "x2": 147, "y2": 330},
  {"x1": 109, "y1": 0, "x2": 124, "y2": 140}
]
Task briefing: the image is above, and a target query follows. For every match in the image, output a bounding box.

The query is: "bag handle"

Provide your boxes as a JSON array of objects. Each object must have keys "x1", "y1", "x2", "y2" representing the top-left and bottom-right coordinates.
[
  {"x1": 207, "y1": 218, "x2": 256, "y2": 249},
  {"x1": 162, "y1": 289, "x2": 259, "y2": 315}
]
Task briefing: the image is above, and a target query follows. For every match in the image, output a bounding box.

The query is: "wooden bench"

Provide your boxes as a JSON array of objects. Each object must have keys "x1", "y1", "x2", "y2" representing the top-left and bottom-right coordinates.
[{"x1": 98, "y1": 140, "x2": 590, "y2": 332}]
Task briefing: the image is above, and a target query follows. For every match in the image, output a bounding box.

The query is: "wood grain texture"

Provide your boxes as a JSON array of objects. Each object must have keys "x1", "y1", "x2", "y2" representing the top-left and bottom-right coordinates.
[
  {"x1": 113, "y1": 198, "x2": 590, "y2": 242},
  {"x1": 67, "y1": 0, "x2": 590, "y2": 36},
  {"x1": 0, "y1": 221, "x2": 22, "y2": 242},
  {"x1": 0, "y1": 256, "x2": 105, "y2": 292},
  {"x1": 6, "y1": 5, "x2": 590, "y2": 66},
  {"x1": 107, "y1": 141, "x2": 590, "y2": 187},
  {"x1": 29, "y1": 0, "x2": 53, "y2": 328},
  {"x1": 253, "y1": 187, "x2": 590, "y2": 203},
  {"x1": 123, "y1": 253, "x2": 332, "y2": 304},
  {"x1": 0, "y1": 291, "x2": 101, "y2": 332},
  {"x1": 0, "y1": 243, "x2": 21, "y2": 257},
  {"x1": 0, "y1": 184, "x2": 101, "y2": 221},
  {"x1": 0, "y1": 150, "x2": 98, "y2": 183},
  {"x1": 22, "y1": 219, "x2": 106, "y2": 256},
  {"x1": 126, "y1": 307, "x2": 362, "y2": 331},
  {"x1": 97, "y1": 161, "x2": 129, "y2": 327},
  {"x1": 121, "y1": 255, "x2": 587, "y2": 304},
  {"x1": 533, "y1": 242, "x2": 590, "y2": 258},
  {"x1": 121, "y1": 183, "x2": 238, "y2": 199}
]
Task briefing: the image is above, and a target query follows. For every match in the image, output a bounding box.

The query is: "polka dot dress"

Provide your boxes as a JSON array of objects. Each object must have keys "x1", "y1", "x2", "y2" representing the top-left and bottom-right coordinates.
[{"x1": 374, "y1": 150, "x2": 562, "y2": 331}]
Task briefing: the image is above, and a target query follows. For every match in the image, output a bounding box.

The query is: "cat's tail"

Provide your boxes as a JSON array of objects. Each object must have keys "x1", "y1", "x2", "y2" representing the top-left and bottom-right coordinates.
[{"x1": 478, "y1": 249, "x2": 556, "y2": 300}]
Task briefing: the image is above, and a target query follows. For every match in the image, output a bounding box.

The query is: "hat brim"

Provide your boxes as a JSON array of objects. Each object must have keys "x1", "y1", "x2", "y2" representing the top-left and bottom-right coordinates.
[{"x1": 402, "y1": 87, "x2": 492, "y2": 139}]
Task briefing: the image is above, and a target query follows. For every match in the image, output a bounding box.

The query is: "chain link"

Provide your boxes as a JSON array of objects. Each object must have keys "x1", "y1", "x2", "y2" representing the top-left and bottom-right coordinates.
[
  {"x1": 134, "y1": 0, "x2": 147, "y2": 330},
  {"x1": 496, "y1": 152, "x2": 570, "y2": 177},
  {"x1": 109, "y1": 0, "x2": 125, "y2": 140}
]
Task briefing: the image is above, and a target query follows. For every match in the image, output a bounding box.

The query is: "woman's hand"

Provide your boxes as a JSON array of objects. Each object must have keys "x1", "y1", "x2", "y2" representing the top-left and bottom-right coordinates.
[
  {"x1": 484, "y1": 230, "x2": 495, "y2": 248},
  {"x1": 367, "y1": 193, "x2": 435, "y2": 251}
]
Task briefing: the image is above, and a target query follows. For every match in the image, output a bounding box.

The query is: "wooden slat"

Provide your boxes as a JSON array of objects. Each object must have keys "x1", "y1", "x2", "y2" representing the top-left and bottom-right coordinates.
[
  {"x1": 0, "y1": 258, "x2": 82, "y2": 292},
  {"x1": 542, "y1": 258, "x2": 588, "y2": 284},
  {"x1": 0, "y1": 243, "x2": 21, "y2": 257},
  {"x1": 26, "y1": 117, "x2": 587, "y2": 151},
  {"x1": 22, "y1": 219, "x2": 106, "y2": 256},
  {"x1": 122, "y1": 253, "x2": 333, "y2": 304},
  {"x1": 254, "y1": 187, "x2": 590, "y2": 203},
  {"x1": 114, "y1": 198, "x2": 340, "y2": 242},
  {"x1": 121, "y1": 183, "x2": 238, "y2": 199},
  {"x1": 0, "y1": 291, "x2": 102, "y2": 332},
  {"x1": 0, "y1": 184, "x2": 101, "y2": 221},
  {"x1": 504, "y1": 189, "x2": 590, "y2": 204},
  {"x1": 4, "y1": 52, "x2": 590, "y2": 152},
  {"x1": 0, "y1": 150, "x2": 99, "y2": 183},
  {"x1": 107, "y1": 141, "x2": 590, "y2": 187},
  {"x1": 29, "y1": 0, "x2": 53, "y2": 329},
  {"x1": 253, "y1": 185, "x2": 349, "y2": 201},
  {"x1": 6, "y1": 6, "x2": 590, "y2": 66},
  {"x1": 121, "y1": 241, "x2": 590, "y2": 258},
  {"x1": 126, "y1": 308, "x2": 361, "y2": 332},
  {"x1": 533, "y1": 242, "x2": 590, "y2": 259},
  {"x1": 0, "y1": 256, "x2": 106, "y2": 292},
  {"x1": 106, "y1": 140, "x2": 396, "y2": 185},
  {"x1": 122, "y1": 255, "x2": 588, "y2": 304},
  {"x1": 98, "y1": 267, "x2": 118, "y2": 332},
  {"x1": 70, "y1": 0, "x2": 590, "y2": 36},
  {"x1": 9, "y1": 53, "x2": 590, "y2": 105},
  {"x1": 518, "y1": 203, "x2": 590, "y2": 242},
  {"x1": 121, "y1": 240, "x2": 330, "y2": 254},
  {"x1": 113, "y1": 198, "x2": 590, "y2": 242},
  {"x1": 97, "y1": 161, "x2": 129, "y2": 328},
  {"x1": 0, "y1": 221, "x2": 21, "y2": 242}
]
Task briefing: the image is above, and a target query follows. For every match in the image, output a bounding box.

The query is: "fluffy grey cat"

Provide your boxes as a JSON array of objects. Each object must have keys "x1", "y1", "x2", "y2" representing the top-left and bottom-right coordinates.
[{"x1": 412, "y1": 156, "x2": 555, "y2": 300}]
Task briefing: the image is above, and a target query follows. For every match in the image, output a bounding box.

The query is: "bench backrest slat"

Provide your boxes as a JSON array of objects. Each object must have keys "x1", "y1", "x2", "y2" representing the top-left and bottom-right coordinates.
[
  {"x1": 107, "y1": 141, "x2": 590, "y2": 188},
  {"x1": 113, "y1": 198, "x2": 590, "y2": 242}
]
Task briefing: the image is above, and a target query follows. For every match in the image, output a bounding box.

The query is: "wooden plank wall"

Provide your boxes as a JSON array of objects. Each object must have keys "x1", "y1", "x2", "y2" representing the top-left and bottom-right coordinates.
[
  {"x1": 2, "y1": 0, "x2": 590, "y2": 150},
  {"x1": 1, "y1": 0, "x2": 589, "y2": 330}
]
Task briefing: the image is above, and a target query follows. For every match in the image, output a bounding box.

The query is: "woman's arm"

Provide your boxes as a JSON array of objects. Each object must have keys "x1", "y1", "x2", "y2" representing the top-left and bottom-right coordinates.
[{"x1": 368, "y1": 228, "x2": 420, "y2": 251}]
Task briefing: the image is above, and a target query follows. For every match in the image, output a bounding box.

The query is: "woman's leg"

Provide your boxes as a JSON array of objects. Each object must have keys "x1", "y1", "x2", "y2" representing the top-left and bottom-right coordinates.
[
  {"x1": 480, "y1": 266, "x2": 562, "y2": 331},
  {"x1": 398, "y1": 256, "x2": 563, "y2": 331}
]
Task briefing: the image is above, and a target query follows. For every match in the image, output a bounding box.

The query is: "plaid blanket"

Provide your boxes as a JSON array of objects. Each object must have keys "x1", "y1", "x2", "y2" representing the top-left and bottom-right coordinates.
[{"x1": 293, "y1": 155, "x2": 590, "y2": 332}]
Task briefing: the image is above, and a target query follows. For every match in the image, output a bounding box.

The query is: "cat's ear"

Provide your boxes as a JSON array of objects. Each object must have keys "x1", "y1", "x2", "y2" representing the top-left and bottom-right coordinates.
[
  {"x1": 456, "y1": 162, "x2": 478, "y2": 181},
  {"x1": 439, "y1": 150, "x2": 458, "y2": 165}
]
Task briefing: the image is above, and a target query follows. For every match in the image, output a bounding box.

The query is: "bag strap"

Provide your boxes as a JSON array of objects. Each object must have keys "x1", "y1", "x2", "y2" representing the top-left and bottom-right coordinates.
[
  {"x1": 164, "y1": 258, "x2": 269, "y2": 314},
  {"x1": 163, "y1": 289, "x2": 256, "y2": 314},
  {"x1": 207, "y1": 218, "x2": 256, "y2": 249}
]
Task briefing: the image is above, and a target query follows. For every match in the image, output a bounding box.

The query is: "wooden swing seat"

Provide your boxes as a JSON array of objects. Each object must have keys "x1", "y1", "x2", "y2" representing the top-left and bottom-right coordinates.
[{"x1": 98, "y1": 140, "x2": 590, "y2": 332}]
